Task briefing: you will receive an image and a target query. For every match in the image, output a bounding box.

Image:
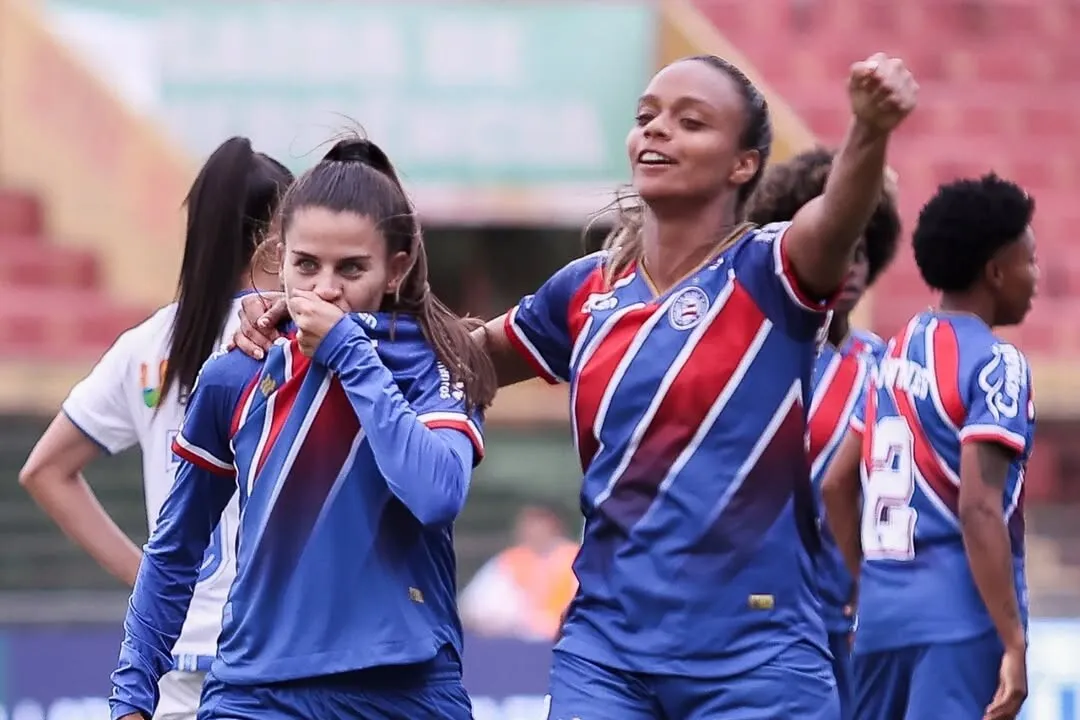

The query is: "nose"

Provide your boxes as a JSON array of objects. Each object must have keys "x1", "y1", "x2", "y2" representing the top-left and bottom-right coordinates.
[
  {"x1": 642, "y1": 114, "x2": 671, "y2": 141},
  {"x1": 313, "y1": 274, "x2": 343, "y2": 301}
]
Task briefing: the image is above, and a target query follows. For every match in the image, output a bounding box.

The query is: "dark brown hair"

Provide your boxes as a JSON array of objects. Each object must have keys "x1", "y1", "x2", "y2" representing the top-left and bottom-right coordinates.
[
  {"x1": 273, "y1": 136, "x2": 496, "y2": 411},
  {"x1": 601, "y1": 55, "x2": 773, "y2": 282},
  {"x1": 163, "y1": 137, "x2": 293, "y2": 405}
]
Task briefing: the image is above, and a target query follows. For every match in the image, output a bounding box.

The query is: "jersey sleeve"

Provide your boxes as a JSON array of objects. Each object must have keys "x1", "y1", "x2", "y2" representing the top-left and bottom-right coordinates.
[
  {"x1": 408, "y1": 360, "x2": 485, "y2": 465},
  {"x1": 503, "y1": 252, "x2": 605, "y2": 384},
  {"x1": 110, "y1": 459, "x2": 236, "y2": 719},
  {"x1": 170, "y1": 352, "x2": 247, "y2": 478},
  {"x1": 313, "y1": 318, "x2": 478, "y2": 528},
  {"x1": 959, "y1": 342, "x2": 1033, "y2": 456},
  {"x1": 735, "y1": 222, "x2": 836, "y2": 342},
  {"x1": 61, "y1": 330, "x2": 139, "y2": 455}
]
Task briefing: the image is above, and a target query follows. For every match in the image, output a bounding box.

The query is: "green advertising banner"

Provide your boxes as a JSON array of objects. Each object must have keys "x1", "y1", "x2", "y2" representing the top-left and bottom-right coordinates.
[{"x1": 48, "y1": 1, "x2": 655, "y2": 221}]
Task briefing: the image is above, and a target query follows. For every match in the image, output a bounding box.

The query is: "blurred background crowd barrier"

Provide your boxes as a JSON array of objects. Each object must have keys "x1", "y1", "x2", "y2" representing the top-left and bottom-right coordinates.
[{"x1": 0, "y1": 0, "x2": 1077, "y2": 717}]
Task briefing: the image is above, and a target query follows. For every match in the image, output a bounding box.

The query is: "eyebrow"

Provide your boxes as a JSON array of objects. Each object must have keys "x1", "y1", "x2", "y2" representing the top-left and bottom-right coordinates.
[
  {"x1": 291, "y1": 249, "x2": 371, "y2": 263},
  {"x1": 637, "y1": 94, "x2": 714, "y2": 111}
]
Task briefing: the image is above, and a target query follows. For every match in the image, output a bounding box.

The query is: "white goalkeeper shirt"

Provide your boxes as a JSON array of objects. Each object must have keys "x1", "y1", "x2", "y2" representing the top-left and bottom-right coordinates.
[{"x1": 62, "y1": 295, "x2": 250, "y2": 670}]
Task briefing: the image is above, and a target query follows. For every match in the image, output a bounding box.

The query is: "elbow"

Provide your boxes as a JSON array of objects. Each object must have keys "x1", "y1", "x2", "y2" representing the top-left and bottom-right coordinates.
[
  {"x1": 17, "y1": 462, "x2": 39, "y2": 490},
  {"x1": 958, "y1": 499, "x2": 998, "y2": 534},
  {"x1": 18, "y1": 458, "x2": 56, "y2": 493},
  {"x1": 821, "y1": 476, "x2": 848, "y2": 514},
  {"x1": 405, "y1": 465, "x2": 468, "y2": 529},
  {"x1": 411, "y1": 490, "x2": 466, "y2": 529}
]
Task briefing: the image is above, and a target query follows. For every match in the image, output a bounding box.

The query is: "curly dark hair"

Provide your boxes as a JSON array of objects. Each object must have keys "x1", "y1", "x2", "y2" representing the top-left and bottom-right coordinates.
[
  {"x1": 744, "y1": 146, "x2": 902, "y2": 285},
  {"x1": 913, "y1": 173, "x2": 1034, "y2": 292}
]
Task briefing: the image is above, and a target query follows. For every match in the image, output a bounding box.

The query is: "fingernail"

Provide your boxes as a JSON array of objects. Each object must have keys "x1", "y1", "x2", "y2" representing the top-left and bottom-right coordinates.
[
  {"x1": 254, "y1": 348, "x2": 264, "y2": 360},
  {"x1": 258, "y1": 318, "x2": 270, "y2": 328}
]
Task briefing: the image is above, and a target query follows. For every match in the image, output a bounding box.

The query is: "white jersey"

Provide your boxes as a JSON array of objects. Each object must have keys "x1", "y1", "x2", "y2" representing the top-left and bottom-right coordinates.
[{"x1": 62, "y1": 296, "x2": 248, "y2": 668}]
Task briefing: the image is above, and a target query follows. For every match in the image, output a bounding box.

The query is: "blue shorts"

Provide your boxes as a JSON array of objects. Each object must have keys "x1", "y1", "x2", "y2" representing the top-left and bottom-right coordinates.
[
  {"x1": 547, "y1": 641, "x2": 839, "y2": 720},
  {"x1": 852, "y1": 630, "x2": 1003, "y2": 720},
  {"x1": 198, "y1": 661, "x2": 471, "y2": 720},
  {"x1": 827, "y1": 632, "x2": 854, "y2": 720}
]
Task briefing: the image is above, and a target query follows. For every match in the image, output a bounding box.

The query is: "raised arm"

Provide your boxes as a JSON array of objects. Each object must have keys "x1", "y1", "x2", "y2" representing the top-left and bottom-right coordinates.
[
  {"x1": 314, "y1": 316, "x2": 479, "y2": 527},
  {"x1": 110, "y1": 460, "x2": 234, "y2": 719},
  {"x1": 784, "y1": 54, "x2": 917, "y2": 299}
]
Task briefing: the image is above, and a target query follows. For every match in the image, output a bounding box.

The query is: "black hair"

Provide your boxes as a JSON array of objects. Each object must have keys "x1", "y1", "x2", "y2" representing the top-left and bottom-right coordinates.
[
  {"x1": 275, "y1": 136, "x2": 497, "y2": 411},
  {"x1": 913, "y1": 173, "x2": 1034, "y2": 292},
  {"x1": 602, "y1": 55, "x2": 773, "y2": 281},
  {"x1": 162, "y1": 137, "x2": 293, "y2": 405},
  {"x1": 746, "y1": 146, "x2": 902, "y2": 285}
]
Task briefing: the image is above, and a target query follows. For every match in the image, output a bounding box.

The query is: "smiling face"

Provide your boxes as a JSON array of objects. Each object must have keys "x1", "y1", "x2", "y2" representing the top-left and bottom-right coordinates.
[
  {"x1": 281, "y1": 206, "x2": 410, "y2": 314},
  {"x1": 627, "y1": 59, "x2": 761, "y2": 207}
]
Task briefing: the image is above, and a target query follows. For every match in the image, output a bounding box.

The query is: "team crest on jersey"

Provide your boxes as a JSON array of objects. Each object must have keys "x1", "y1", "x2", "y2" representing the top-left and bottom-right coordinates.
[{"x1": 668, "y1": 287, "x2": 710, "y2": 330}]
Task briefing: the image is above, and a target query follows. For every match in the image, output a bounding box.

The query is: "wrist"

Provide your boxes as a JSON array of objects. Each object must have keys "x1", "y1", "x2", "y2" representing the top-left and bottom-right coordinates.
[
  {"x1": 1002, "y1": 629, "x2": 1027, "y2": 653},
  {"x1": 312, "y1": 315, "x2": 370, "y2": 368},
  {"x1": 848, "y1": 118, "x2": 891, "y2": 146}
]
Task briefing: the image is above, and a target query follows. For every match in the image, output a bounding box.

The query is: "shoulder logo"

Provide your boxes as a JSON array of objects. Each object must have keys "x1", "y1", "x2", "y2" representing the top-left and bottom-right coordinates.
[
  {"x1": 437, "y1": 362, "x2": 465, "y2": 402},
  {"x1": 978, "y1": 343, "x2": 1025, "y2": 421},
  {"x1": 753, "y1": 221, "x2": 788, "y2": 244},
  {"x1": 668, "y1": 287, "x2": 710, "y2": 331},
  {"x1": 354, "y1": 312, "x2": 378, "y2": 330},
  {"x1": 582, "y1": 291, "x2": 618, "y2": 314}
]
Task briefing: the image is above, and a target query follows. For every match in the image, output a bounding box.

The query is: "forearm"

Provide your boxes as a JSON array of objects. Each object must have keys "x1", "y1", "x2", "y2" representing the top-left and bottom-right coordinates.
[
  {"x1": 961, "y1": 504, "x2": 1025, "y2": 650},
  {"x1": 822, "y1": 433, "x2": 865, "y2": 578},
  {"x1": 318, "y1": 320, "x2": 472, "y2": 526},
  {"x1": 823, "y1": 485, "x2": 863, "y2": 579},
  {"x1": 473, "y1": 316, "x2": 536, "y2": 388},
  {"x1": 24, "y1": 470, "x2": 141, "y2": 586},
  {"x1": 788, "y1": 122, "x2": 890, "y2": 296},
  {"x1": 110, "y1": 466, "x2": 233, "y2": 717}
]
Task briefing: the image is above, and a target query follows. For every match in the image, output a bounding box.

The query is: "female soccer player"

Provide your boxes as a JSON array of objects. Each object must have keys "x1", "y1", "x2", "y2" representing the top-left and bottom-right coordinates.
[
  {"x1": 110, "y1": 137, "x2": 497, "y2": 720},
  {"x1": 823, "y1": 174, "x2": 1037, "y2": 720},
  {"x1": 745, "y1": 147, "x2": 902, "y2": 719},
  {"x1": 19, "y1": 137, "x2": 291, "y2": 720},
  {"x1": 234, "y1": 53, "x2": 917, "y2": 719}
]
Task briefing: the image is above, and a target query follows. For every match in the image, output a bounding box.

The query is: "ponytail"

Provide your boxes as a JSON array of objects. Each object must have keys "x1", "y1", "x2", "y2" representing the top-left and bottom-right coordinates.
[
  {"x1": 279, "y1": 136, "x2": 497, "y2": 412},
  {"x1": 162, "y1": 137, "x2": 293, "y2": 405}
]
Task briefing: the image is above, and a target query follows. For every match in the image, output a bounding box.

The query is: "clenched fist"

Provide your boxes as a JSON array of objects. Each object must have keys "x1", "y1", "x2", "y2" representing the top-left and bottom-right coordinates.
[{"x1": 849, "y1": 53, "x2": 918, "y2": 134}]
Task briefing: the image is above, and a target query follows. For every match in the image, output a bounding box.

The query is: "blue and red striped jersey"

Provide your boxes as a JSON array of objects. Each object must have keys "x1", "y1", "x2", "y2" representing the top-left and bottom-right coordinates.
[
  {"x1": 851, "y1": 310, "x2": 1033, "y2": 653},
  {"x1": 506, "y1": 222, "x2": 833, "y2": 677},
  {"x1": 111, "y1": 313, "x2": 482, "y2": 718},
  {"x1": 808, "y1": 328, "x2": 884, "y2": 634}
]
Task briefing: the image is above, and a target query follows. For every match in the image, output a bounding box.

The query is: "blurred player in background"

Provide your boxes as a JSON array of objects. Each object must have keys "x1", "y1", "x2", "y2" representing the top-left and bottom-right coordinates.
[
  {"x1": 823, "y1": 174, "x2": 1037, "y2": 720},
  {"x1": 460, "y1": 503, "x2": 579, "y2": 641},
  {"x1": 19, "y1": 137, "x2": 292, "y2": 720},
  {"x1": 745, "y1": 146, "x2": 902, "y2": 718},
  {"x1": 110, "y1": 137, "x2": 497, "y2": 720},
  {"x1": 232, "y1": 52, "x2": 917, "y2": 720}
]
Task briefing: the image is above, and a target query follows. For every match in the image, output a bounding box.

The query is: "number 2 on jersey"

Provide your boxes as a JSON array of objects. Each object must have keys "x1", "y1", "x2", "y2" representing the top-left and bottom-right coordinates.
[{"x1": 862, "y1": 416, "x2": 918, "y2": 561}]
